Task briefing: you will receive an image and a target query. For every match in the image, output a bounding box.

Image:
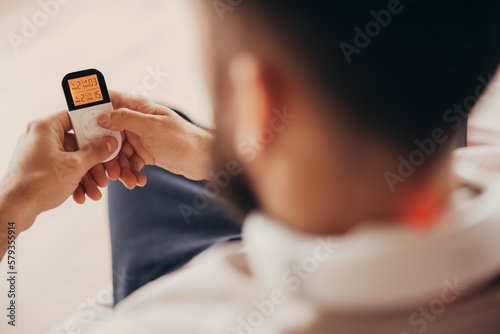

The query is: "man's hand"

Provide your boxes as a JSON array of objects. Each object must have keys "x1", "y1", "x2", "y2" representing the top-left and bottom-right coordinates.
[
  {"x1": 69, "y1": 135, "x2": 147, "y2": 203},
  {"x1": 97, "y1": 92, "x2": 214, "y2": 181},
  {"x1": 0, "y1": 110, "x2": 118, "y2": 234}
]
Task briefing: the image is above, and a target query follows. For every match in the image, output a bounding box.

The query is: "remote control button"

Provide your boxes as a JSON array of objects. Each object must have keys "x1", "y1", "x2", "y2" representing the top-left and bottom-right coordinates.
[
  {"x1": 90, "y1": 119, "x2": 100, "y2": 131},
  {"x1": 80, "y1": 110, "x2": 112, "y2": 141}
]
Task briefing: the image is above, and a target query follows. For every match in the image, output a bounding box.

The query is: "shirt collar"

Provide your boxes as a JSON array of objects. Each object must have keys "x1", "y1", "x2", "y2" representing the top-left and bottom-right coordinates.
[{"x1": 242, "y1": 161, "x2": 500, "y2": 311}]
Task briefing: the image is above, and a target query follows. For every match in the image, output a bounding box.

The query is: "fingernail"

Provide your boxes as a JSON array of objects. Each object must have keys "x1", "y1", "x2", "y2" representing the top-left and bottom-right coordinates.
[
  {"x1": 98, "y1": 113, "x2": 110, "y2": 125},
  {"x1": 106, "y1": 138, "x2": 117, "y2": 152}
]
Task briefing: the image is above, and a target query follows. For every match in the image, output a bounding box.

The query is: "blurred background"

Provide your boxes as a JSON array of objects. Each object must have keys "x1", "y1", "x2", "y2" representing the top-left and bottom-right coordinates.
[
  {"x1": 1, "y1": 1, "x2": 500, "y2": 334},
  {"x1": 0, "y1": 0, "x2": 210, "y2": 333}
]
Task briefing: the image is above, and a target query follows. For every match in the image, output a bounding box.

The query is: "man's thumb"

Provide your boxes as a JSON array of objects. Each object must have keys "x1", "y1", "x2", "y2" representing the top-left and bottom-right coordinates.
[
  {"x1": 77, "y1": 137, "x2": 118, "y2": 168},
  {"x1": 98, "y1": 108, "x2": 156, "y2": 135}
]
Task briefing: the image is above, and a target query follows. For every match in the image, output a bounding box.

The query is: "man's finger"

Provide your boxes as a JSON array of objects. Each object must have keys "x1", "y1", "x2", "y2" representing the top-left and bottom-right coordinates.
[
  {"x1": 89, "y1": 165, "x2": 109, "y2": 188},
  {"x1": 73, "y1": 185, "x2": 86, "y2": 204},
  {"x1": 97, "y1": 108, "x2": 161, "y2": 136},
  {"x1": 133, "y1": 170, "x2": 148, "y2": 187},
  {"x1": 75, "y1": 136, "x2": 118, "y2": 171},
  {"x1": 52, "y1": 110, "x2": 73, "y2": 133},
  {"x1": 81, "y1": 173, "x2": 102, "y2": 201},
  {"x1": 63, "y1": 133, "x2": 78, "y2": 152},
  {"x1": 109, "y1": 90, "x2": 151, "y2": 110},
  {"x1": 117, "y1": 152, "x2": 138, "y2": 189},
  {"x1": 104, "y1": 158, "x2": 121, "y2": 181}
]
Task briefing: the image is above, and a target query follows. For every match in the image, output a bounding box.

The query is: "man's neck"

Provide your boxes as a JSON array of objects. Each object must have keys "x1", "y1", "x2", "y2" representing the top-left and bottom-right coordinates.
[{"x1": 263, "y1": 147, "x2": 456, "y2": 235}]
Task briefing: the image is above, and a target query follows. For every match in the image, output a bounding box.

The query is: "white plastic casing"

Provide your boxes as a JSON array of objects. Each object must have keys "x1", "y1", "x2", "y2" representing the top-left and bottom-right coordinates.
[{"x1": 68, "y1": 102, "x2": 121, "y2": 163}]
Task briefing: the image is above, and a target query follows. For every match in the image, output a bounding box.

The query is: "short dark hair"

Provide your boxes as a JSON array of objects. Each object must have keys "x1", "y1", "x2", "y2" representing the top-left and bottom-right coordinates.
[
  {"x1": 203, "y1": 0, "x2": 500, "y2": 213},
  {"x1": 206, "y1": 0, "x2": 500, "y2": 152}
]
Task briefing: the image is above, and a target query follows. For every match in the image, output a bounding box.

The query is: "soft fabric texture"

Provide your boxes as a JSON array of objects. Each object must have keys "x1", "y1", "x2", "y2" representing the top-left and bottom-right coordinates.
[
  {"x1": 108, "y1": 165, "x2": 242, "y2": 304},
  {"x1": 83, "y1": 146, "x2": 500, "y2": 334}
]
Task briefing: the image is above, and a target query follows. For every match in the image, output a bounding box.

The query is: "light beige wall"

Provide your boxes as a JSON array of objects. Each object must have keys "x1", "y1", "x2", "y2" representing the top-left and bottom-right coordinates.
[{"x1": 0, "y1": 1, "x2": 210, "y2": 333}]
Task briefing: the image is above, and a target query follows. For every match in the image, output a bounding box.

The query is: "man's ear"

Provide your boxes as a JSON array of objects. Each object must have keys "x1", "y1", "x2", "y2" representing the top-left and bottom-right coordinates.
[{"x1": 228, "y1": 54, "x2": 283, "y2": 162}]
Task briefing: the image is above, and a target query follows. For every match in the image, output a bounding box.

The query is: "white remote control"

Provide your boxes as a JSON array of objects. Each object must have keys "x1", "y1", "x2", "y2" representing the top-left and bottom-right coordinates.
[{"x1": 62, "y1": 69, "x2": 121, "y2": 163}]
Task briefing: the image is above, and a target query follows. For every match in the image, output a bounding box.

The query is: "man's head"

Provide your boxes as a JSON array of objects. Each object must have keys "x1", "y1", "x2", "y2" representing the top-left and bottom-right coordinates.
[{"x1": 196, "y1": 1, "x2": 500, "y2": 233}]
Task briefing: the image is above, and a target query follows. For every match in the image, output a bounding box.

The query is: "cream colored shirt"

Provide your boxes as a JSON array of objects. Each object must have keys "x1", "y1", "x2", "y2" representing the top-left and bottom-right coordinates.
[{"x1": 84, "y1": 146, "x2": 500, "y2": 334}]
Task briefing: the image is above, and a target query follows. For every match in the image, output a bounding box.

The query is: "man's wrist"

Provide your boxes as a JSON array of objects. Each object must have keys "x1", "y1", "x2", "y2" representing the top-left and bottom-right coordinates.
[
  {"x1": 0, "y1": 192, "x2": 29, "y2": 263},
  {"x1": 0, "y1": 183, "x2": 38, "y2": 234},
  {"x1": 194, "y1": 130, "x2": 215, "y2": 181}
]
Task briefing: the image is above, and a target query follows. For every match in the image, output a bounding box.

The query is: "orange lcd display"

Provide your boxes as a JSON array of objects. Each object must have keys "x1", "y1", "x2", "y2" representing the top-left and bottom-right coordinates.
[{"x1": 67, "y1": 74, "x2": 103, "y2": 107}]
